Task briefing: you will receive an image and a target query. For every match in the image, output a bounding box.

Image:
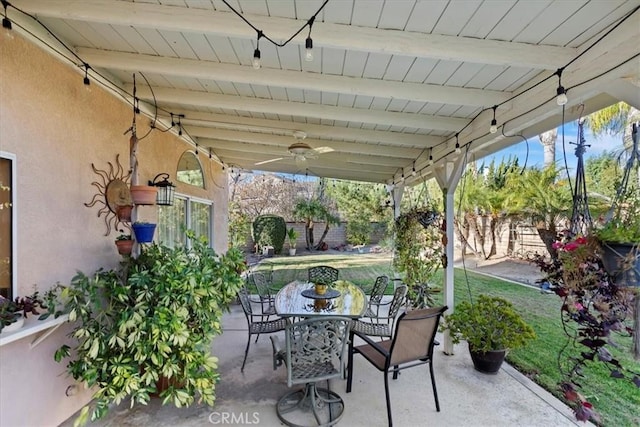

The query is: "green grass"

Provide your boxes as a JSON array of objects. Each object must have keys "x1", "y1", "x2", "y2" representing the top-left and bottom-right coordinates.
[{"x1": 250, "y1": 252, "x2": 640, "y2": 426}]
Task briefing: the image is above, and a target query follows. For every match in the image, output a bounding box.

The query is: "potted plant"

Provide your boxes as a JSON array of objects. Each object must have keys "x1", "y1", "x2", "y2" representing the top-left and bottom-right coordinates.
[
  {"x1": 531, "y1": 233, "x2": 638, "y2": 422},
  {"x1": 54, "y1": 233, "x2": 246, "y2": 425},
  {"x1": 115, "y1": 233, "x2": 133, "y2": 255},
  {"x1": 441, "y1": 295, "x2": 535, "y2": 374},
  {"x1": 0, "y1": 291, "x2": 46, "y2": 333},
  {"x1": 314, "y1": 278, "x2": 330, "y2": 296},
  {"x1": 132, "y1": 221, "x2": 156, "y2": 243},
  {"x1": 393, "y1": 206, "x2": 444, "y2": 308},
  {"x1": 592, "y1": 190, "x2": 640, "y2": 286},
  {"x1": 286, "y1": 227, "x2": 298, "y2": 256}
]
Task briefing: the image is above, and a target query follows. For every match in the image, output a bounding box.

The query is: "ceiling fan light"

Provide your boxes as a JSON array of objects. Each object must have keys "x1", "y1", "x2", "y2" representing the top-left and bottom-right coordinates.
[{"x1": 288, "y1": 141, "x2": 312, "y2": 156}]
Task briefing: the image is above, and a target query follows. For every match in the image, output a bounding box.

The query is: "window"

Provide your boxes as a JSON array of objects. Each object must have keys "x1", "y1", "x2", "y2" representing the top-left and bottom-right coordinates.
[
  {"x1": 158, "y1": 195, "x2": 212, "y2": 248},
  {"x1": 176, "y1": 151, "x2": 205, "y2": 188},
  {"x1": 0, "y1": 152, "x2": 15, "y2": 299}
]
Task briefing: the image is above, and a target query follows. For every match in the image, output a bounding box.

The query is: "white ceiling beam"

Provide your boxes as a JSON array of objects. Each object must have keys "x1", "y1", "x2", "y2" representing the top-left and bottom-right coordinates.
[
  {"x1": 130, "y1": 86, "x2": 468, "y2": 132},
  {"x1": 16, "y1": 0, "x2": 575, "y2": 69},
  {"x1": 202, "y1": 140, "x2": 414, "y2": 167},
  {"x1": 190, "y1": 128, "x2": 422, "y2": 158},
  {"x1": 174, "y1": 112, "x2": 443, "y2": 147},
  {"x1": 79, "y1": 48, "x2": 510, "y2": 108}
]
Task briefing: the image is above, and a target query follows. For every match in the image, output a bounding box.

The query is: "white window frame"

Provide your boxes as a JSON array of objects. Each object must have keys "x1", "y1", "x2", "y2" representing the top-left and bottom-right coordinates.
[
  {"x1": 0, "y1": 151, "x2": 17, "y2": 299},
  {"x1": 159, "y1": 194, "x2": 213, "y2": 248}
]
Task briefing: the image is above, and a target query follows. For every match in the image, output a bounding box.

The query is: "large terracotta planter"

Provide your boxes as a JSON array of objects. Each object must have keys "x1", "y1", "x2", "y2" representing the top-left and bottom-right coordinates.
[
  {"x1": 130, "y1": 185, "x2": 157, "y2": 205},
  {"x1": 469, "y1": 345, "x2": 507, "y2": 374}
]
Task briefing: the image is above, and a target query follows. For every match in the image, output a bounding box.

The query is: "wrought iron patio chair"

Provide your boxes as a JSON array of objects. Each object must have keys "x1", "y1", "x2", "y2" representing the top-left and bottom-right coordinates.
[
  {"x1": 270, "y1": 316, "x2": 352, "y2": 427},
  {"x1": 247, "y1": 271, "x2": 277, "y2": 323},
  {"x1": 237, "y1": 290, "x2": 288, "y2": 372},
  {"x1": 308, "y1": 265, "x2": 339, "y2": 284},
  {"x1": 351, "y1": 285, "x2": 407, "y2": 339},
  {"x1": 347, "y1": 306, "x2": 448, "y2": 427},
  {"x1": 363, "y1": 275, "x2": 390, "y2": 318}
]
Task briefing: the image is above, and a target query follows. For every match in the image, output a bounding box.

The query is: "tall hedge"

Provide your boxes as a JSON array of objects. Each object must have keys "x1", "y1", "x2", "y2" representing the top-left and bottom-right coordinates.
[{"x1": 252, "y1": 215, "x2": 286, "y2": 254}]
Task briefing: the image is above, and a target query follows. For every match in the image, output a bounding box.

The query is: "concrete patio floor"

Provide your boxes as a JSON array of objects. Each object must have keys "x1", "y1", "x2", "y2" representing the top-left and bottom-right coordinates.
[{"x1": 66, "y1": 297, "x2": 586, "y2": 427}]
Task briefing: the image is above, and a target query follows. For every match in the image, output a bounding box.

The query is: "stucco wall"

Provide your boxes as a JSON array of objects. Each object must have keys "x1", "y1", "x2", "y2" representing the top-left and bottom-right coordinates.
[{"x1": 0, "y1": 33, "x2": 228, "y2": 426}]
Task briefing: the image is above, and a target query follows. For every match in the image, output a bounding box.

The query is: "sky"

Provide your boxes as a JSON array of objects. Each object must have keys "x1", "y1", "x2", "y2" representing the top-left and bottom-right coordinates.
[{"x1": 482, "y1": 120, "x2": 625, "y2": 172}]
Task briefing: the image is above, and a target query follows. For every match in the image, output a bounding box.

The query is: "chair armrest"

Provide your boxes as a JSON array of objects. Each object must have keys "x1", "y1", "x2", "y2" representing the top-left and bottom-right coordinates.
[{"x1": 353, "y1": 331, "x2": 390, "y2": 358}]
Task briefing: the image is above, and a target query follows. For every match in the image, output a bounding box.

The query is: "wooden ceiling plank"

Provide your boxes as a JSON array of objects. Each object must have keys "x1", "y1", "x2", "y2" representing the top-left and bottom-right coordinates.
[
  {"x1": 130, "y1": 85, "x2": 470, "y2": 131},
  {"x1": 17, "y1": 0, "x2": 575, "y2": 69}
]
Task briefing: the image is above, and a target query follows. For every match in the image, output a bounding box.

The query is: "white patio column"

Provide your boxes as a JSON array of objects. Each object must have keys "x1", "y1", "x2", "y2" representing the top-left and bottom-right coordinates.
[
  {"x1": 390, "y1": 184, "x2": 404, "y2": 290},
  {"x1": 433, "y1": 157, "x2": 465, "y2": 355}
]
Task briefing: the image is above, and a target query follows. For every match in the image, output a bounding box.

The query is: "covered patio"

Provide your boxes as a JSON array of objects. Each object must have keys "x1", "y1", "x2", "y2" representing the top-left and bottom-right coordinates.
[
  {"x1": 61, "y1": 298, "x2": 584, "y2": 427},
  {"x1": 1, "y1": 1, "x2": 639, "y2": 426}
]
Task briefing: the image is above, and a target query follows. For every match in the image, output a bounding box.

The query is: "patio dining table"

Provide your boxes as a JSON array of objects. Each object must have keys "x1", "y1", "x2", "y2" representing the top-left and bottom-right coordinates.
[{"x1": 275, "y1": 280, "x2": 366, "y2": 318}]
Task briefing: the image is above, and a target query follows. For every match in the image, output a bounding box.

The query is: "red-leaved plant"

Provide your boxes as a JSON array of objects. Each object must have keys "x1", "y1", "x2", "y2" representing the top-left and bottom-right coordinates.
[{"x1": 532, "y1": 232, "x2": 639, "y2": 422}]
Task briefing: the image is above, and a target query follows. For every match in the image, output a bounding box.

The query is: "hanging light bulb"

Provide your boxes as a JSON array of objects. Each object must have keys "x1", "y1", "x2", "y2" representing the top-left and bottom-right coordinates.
[
  {"x1": 83, "y1": 64, "x2": 91, "y2": 87},
  {"x1": 2, "y1": 0, "x2": 13, "y2": 40},
  {"x1": 411, "y1": 162, "x2": 416, "y2": 176},
  {"x1": 305, "y1": 37, "x2": 313, "y2": 62},
  {"x1": 490, "y1": 105, "x2": 497, "y2": 134},
  {"x1": 252, "y1": 48, "x2": 261, "y2": 69},
  {"x1": 429, "y1": 149, "x2": 434, "y2": 165},
  {"x1": 304, "y1": 16, "x2": 315, "y2": 62},
  {"x1": 399, "y1": 172, "x2": 405, "y2": 183},
  {"x1": 556, "y1": 68, "x2": 568, "y2": 106},
  {"x1": 252, "y1": 30, "x2": 263, "y2": 69},
  {"x1": 455, "y1": 133, "x2": 461, "y2": 154}
]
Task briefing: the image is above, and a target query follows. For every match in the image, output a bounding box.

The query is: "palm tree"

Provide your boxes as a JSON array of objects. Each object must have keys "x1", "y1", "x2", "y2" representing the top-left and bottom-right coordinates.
[
  {"x1": 504, "y1": 165, "x2": 572, "y2": 257},
  {"x1": 539, "y1": 129, "x2": 558, "y2": 167}
]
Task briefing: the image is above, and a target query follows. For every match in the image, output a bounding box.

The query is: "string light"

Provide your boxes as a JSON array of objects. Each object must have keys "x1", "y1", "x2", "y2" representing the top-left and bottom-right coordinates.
[
  {"x1": 455, "y1": 133, "x2": 461, "y2": 154},
  {"x1": 305, "y1": 16, "x2": 314, "y2": 62},
  {"x1": 2, "y1": 0, "x2": 13, "y2": 38},
  {"x1": 83, "y1": 63, "x2": 90, "y2": 86},
  {"x1": 252, "y1": 31, "x2": 263, "y2": 70},
  {"x1": 490, "y1": 105, "x2": 497, "y2": 133},
  {"x1": 209, "y1": 148, "x2": 212, "y2": 159},
  {"x1": 556, "y1": 68, "x2": 568, "y2": 106},
  {"x1": 411, "y1": 162, "x2": 416, "y2": 176},
  {"x1": 195, "y1": 142, "x2": 198, "y2": 155},
  {"x1": 429, "y1": 149, "x2": 434, "y2": 166}
]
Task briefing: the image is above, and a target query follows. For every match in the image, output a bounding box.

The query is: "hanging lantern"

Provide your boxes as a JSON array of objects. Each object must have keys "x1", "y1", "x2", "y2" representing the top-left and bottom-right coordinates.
[{"x1": 149, "y1": 173, "x2": 176, "y2": 206}]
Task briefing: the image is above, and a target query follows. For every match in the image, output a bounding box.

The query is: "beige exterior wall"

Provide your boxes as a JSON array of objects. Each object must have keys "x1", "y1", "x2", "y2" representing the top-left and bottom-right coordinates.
[{"x1": 0, "y1": 34, "x2": 228, "y2": 426}]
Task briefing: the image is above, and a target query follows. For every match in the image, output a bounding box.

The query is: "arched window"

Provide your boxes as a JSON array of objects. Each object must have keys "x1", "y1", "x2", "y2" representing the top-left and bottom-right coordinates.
[{"x1": 176, "y1": 151, "x2": 204, "y2": 188}]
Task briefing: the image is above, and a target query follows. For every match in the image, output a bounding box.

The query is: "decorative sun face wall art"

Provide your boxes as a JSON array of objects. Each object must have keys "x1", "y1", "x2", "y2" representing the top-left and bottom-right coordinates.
[{"x1": 84, "y1": 154, "x2": 133, "y2": 236}]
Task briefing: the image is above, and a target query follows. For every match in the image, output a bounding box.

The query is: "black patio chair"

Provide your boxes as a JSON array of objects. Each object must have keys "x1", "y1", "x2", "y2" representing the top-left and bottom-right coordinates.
[
  {"x1": 363, "y1": 275, "x2": 390, "y2": 318},
  {"x1": 237, "y1": 290, "x2": 288, "y2": 372},
  {"x1": 347, "y1": 305, "x2": 448, "y2": 427},
  {"x1": 308, "y1": 265, "x2": 339, "y2": 284},
  {"x1": 351, "y1": 284, "x2": 407, "y2": 339}
]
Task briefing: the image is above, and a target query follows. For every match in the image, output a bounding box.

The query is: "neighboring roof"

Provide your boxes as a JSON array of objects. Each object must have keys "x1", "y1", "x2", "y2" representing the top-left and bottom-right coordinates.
[{"x1": 7, "y1": 0, "x2": 640, "y2": 184}]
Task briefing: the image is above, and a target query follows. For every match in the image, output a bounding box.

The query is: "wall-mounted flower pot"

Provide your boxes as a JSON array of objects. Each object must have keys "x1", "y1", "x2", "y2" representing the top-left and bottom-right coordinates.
[
  {"x1": 1, "y1": 314, "x2": 24, "y2": 334},
  {"x1": 132, "y1": 223, "x2": 156, "y2": 243},
  {"x1": 116, "y1": 205, "x2": 133, "y2": 222},
  {"x1": 115, "y1": 239, "x2": 134, "y2": 255},
  {"x1": 130, "y1": 185, "x2": 157, "y2": 205}
]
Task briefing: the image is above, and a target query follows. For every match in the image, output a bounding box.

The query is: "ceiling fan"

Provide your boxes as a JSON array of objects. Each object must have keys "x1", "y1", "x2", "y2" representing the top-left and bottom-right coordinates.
[{"x1": 255, "y1": 131, "x2": 334, "y2": 166}]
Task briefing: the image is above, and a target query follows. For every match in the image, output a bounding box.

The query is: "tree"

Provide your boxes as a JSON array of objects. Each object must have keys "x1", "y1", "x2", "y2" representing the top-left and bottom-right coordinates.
[
  {"x1": 293, "y1": 199, "x2": 326, "y2": 250},
  {"x1": 504, "y1": 165, "x2": 572, "y2": 257},
  {"x1": 539, "y1": 128, "x2": 558, "y2": 167}
]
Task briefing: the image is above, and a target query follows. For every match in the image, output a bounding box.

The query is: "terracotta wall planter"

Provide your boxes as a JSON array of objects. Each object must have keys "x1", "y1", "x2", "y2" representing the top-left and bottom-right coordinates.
[
  {"x1": 115, "y1": 239, "x2": 134, "y2": 256},
  {"x1": 116, "y1": 205, "x2": 133, "y2": 222},
  {"x1": 130, "y1": 185, "x2": 157, "y2": 205}
]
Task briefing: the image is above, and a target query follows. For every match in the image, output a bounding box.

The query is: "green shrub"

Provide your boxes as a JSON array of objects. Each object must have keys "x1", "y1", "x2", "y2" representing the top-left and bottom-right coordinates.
[{"x1": 252, "y1": 215, "x2": 286, "y2": 254}]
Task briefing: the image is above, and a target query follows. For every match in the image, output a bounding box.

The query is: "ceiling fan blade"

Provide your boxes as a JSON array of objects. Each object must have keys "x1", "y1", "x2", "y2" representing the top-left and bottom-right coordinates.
[
  {"x1": 313, "y1": 146, "x2": 334, "y2": 154},
  {"x1": 255, "y1": 157, "x2": 284, "y2": 166},
  {"x1": 295, "y1": 156, "x2": 308, "y2": 168}
]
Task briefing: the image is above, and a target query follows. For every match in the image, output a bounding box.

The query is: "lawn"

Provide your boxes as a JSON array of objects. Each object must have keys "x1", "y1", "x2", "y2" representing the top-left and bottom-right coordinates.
[{"x1": 250, "y1": 251, "x2": 640, "y2": 427}]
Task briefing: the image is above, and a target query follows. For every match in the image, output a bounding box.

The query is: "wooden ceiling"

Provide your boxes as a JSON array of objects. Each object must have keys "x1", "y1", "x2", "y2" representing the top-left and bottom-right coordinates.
[{"x1": 7, "y1": 0, "x2": 640, "y2": 184}]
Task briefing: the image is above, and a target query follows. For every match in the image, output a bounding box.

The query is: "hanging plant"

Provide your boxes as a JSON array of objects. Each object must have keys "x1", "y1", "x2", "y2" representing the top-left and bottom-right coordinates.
[{"x1": 393, "y1": 206, "x2": 444, "y2": 307}]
